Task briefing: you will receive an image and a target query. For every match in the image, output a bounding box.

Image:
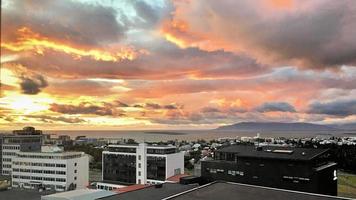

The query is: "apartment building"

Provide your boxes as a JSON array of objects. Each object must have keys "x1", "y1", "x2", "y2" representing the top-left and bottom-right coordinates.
[
  {"x1": 99, "y1": 143, "x2": 184, "y2": 189},
  {"x1": 11, "y1": 146, "x2": 89, "y2": 191}
]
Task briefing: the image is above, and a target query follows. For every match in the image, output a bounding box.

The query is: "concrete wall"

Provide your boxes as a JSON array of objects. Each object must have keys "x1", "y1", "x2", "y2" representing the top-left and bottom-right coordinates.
[{"x1": 166, "y1": 151, "x2": 185, "y2": 179}]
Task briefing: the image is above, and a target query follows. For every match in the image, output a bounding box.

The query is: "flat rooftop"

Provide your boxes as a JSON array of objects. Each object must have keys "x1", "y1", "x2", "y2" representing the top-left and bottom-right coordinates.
[
  {"x1": 216, "y1": 145, "x2": 329, "y2": 161},
  {"x1": 42, "y1": 189, "x2": 115, "y2": 200},
  {"x1": 164, "y1": 182, "x2": 352, "y2": 200},
  {"x1": 99, "y1": 183, "x2": 199, "y2": 200},
  {"x1": 16, "y1": 151, "x2": 85, "y2": 156},
  {"x1": 0, "y1": 188, "x2": 55, "y2": 200}
]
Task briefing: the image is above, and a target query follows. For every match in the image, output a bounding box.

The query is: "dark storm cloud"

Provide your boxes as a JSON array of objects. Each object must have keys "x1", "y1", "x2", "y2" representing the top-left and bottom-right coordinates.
[
  {"x1": 50, "y1": 103, "x2": 119, "y2": 116},
  {"x1": 168, "y1": 0, "x2": 356, "y2": 68},
  {"x1": 308, "y1": 99, "x2": 356, "y2": 116},
  {"x1": 19, "y1": 74, "x2": 48, "y2": 95},
  {"x1": 138, "y1": 102, "x2": 182, "y2": 110},
  {"x1": 26, "y1": 115, "x2": 86, "y2": 124},
  {"x1": 255, "y1": 102, "x2": 296, "y2": 113},
  {"x1": 2, "y1": 0, "x2": 125, "y2": 46}
]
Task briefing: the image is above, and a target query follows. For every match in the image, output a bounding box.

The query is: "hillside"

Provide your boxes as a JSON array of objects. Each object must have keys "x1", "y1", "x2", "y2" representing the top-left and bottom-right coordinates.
[{"x1": 216, "y1": 122, "x2": 340, "y2": 131}]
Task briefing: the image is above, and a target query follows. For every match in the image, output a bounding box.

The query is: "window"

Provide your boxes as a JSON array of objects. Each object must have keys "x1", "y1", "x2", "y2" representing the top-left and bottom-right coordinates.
[
  {"x1": 44, "y1": 170, "x2": 55, "y2": 174},
  {"x1": 74, "y1": 170, "x2": 77, "y2": 173},
  {"x1": 56, "y1": 164, "x2": 66, "y2": 168},
  {"x1": 138, "y1": 155, "x2": 141, "y2": 160},
  {"x1": 55, "y1": 178, "x2": 66, "y2": 182},
  {"x1": 74, "y1": 163, "x2": 77, "y2": 166},
  {"x1": 56, "y1": 185, "x2": 65, "y2": 190},
  {"x1": 32, "y1": 169, "x2": 43, "y2": 173},
  {"x1": 32, "y1": 176, "x2": 42, "y2": 181},
  {"x1": 56, "y1": 171, "x2": 66, "y2": 175},
  {"x1": 74, "y1": 176, "x2": 77, "y2": 180},
  {"x1": 138, "y1": 163, "x2": 141, "y2": 168},
  {"x1": 138, "y1": 171, "x2": 141, "y2": 176},
  {"x1": 44, "y1": 163, "x2": 55, "y2": 167}
]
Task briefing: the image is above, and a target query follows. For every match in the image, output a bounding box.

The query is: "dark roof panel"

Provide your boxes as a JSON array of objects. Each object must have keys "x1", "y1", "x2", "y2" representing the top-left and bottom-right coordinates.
[
  {"x1": 216, "y1": 145, "x2": 329, "y2": 161},
  {"x1": 167, "y1": 182, "x2": 350, "y2": 200},
  {"x1": 99, "y1": 183, "x2": 199, "y2": 200}
]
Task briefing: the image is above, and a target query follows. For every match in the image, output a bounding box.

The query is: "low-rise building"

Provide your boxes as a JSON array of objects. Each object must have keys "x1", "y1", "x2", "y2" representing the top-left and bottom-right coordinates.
[
  {"x1": 99, "y1": 143, "x2": 184, "y2": 189},
  {"x1": 11, "y1": 146, "x2": 89, "y2": 191},
  {"x1": 201, "y1": 145, "x2": 338, "y2": 196}
]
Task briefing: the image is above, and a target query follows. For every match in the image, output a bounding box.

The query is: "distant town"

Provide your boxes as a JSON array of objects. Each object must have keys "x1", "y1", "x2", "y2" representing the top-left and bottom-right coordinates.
[{"x1": 1, "y1": 126, "x2": 356, "y2": 200}]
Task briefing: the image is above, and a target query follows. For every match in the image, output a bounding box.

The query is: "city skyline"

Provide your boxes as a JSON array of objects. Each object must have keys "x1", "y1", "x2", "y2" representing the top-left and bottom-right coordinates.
[{"x1": 1, "y1": 0, "x2": 356, "y2": 130}]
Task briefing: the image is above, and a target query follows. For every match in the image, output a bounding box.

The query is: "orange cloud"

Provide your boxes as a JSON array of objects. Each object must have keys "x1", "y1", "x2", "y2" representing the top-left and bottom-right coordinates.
[
  {"x1": 266, "y1": 0, "x2": 294, "y2": 9},
  {"x1": 1, "y1": 27, "x2": 148, "y2": 61}
]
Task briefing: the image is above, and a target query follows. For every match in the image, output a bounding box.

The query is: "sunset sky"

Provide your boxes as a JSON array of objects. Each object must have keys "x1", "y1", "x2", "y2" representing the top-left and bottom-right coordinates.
[{"x1": 1, "y1": 0, "x2": 356, "y2": 130}]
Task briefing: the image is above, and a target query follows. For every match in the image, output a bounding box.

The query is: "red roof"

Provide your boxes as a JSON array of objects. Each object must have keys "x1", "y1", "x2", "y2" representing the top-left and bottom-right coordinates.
[
  {"x1": 114, "y1": 184, "x2": 150, "y2": 193},
  {"x1": 166, "y1": 174, "x2": 190, "y2": 182}
]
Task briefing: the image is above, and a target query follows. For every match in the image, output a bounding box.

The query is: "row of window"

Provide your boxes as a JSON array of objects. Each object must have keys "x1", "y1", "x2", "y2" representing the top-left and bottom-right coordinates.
[
  {"x1": 4, "y1": 138, "x2": 41, "y2": 144},
  {"x1": 2, "y1": 145, "x2": 20, "y2": 150},
  {"x1": 205, "y1": 168, "x2": 310, "y2": 183},
  {"x1": 206, "y1": 168, "x2": 245, "y2": 176},
  {"x1": 208, "y1": 168, "x2": 225, "y2": 174},
  {"x1": 2, "y1": 158, "x2": 11, "y2": 162},
  {"x1": 12, "y1": 168, "x2": 66, "y2": 175},
  {"x1": 13, "y1": 161, "x2": 66, "y2": 168},
  {"x1": 16, "y1": 154, "x2": 81, "y2": 159},
  {"x1": 2, "y1": 164, "x2": 11, "y2": 168},
  {"x1": 2, "y1": 152, "x2": 17, "y2": 156},
  {"x1": 228, "y1": 170, "x2": 244, "y2": 176},
  {"x1": 282, "y1": 175, "x2": 310, "y2": 183},
  {"x1": 13, "y1": 175, "x2": 67, "y2": 182},
  {"x1": 12, "y1": 182, "x2": 66, "y2": 190}
]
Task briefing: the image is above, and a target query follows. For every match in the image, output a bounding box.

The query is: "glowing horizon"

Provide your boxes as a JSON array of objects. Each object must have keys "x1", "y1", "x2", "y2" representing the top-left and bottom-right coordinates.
[{"x1": 1, "y1": 0, "x2": 356, "y2": 130}]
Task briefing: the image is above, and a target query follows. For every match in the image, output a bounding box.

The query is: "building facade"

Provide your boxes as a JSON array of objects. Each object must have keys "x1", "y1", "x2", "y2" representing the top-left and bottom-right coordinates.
[
  {"x1": 1, "y1": 133, "x2": 42, "y2": 175},
  {"x1": 11, "y1": 148, "x2": 89, "y2": 191},
  {"x1": 201, "y1": 145, "x2": 337, "y2": 196},
  {"x1": 101, "y1": 143, "x2": 184, "y2": 188}
]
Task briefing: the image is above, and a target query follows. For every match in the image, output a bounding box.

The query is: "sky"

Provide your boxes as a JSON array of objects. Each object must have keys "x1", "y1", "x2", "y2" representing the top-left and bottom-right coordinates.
[{"x1": 1, "y1": 0, "x2": 356, "y2": 130}]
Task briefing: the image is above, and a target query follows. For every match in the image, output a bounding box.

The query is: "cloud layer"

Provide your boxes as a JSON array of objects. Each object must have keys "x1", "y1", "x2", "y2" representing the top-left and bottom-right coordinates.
[{"x1": 0, "y1": 0, "x2": 355, "y2": 129}]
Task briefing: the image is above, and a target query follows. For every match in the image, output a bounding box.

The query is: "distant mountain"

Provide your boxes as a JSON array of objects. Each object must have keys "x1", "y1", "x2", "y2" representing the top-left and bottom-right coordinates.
[
  {"x1": 216, "y1": 122, "x2": 340, "y2": 131},
  {"x1": 329, "y1": 123, "x2": 356, "y2": 131}
]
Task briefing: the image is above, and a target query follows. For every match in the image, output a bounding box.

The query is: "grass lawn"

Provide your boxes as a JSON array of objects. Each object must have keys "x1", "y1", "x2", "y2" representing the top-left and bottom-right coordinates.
[{"x1": 338, "y1": 171, "x2": 356, "y2": 198}]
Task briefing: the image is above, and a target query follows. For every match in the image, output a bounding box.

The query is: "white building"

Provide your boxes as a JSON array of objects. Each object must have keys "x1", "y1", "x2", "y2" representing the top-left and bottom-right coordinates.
[
  {"x1": 1, "y1": 134, "x2": 42, "y2": 175},
  {"x1": 11, "y1": 146, "x2": 89, "y2": 191},
  {"x1": 98, "y1": 143, "x2": 184, "y2": 189}
]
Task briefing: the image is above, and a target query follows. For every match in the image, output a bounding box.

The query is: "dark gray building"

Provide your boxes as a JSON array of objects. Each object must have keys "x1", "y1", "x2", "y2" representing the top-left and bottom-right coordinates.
[{"x1": 201, "y1": 145, "x2": 338, "y2": 196}]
